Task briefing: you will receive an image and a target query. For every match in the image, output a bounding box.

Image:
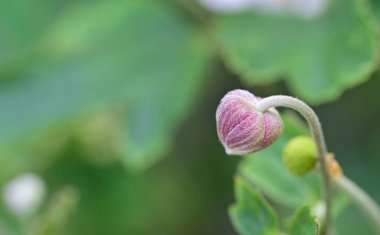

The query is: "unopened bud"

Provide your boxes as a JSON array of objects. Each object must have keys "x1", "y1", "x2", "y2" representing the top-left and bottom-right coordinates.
[{"x1": 216, "y1": 89, "x2": 283, "y2": 155}]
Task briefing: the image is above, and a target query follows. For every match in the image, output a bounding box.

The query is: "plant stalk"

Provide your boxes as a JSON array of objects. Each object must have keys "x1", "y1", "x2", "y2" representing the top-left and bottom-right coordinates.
[
  {"x1": 335, "y1": 176, "x2": 380, "y2": 233},
  {"x1": 257, "y1": 95, "x2": 332, "y2": 234}
]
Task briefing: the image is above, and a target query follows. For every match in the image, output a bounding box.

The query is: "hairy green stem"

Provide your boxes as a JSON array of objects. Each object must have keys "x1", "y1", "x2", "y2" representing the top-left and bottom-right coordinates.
[{"x1": 256, "y1": 95, "x2": 332, "y2": 234}]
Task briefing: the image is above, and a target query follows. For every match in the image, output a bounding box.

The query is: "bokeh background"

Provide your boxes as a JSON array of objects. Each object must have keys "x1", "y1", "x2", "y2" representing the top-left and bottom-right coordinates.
[{"x1": 0, "y1": 0, "x2": 379, "y2": 234}]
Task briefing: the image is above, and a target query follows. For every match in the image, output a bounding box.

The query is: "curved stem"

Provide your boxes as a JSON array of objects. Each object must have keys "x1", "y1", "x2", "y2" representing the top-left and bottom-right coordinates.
[
  {"x1": 335, "y1": 176, "x2": 380, "y2": 233},
  {"x1": 256, "y1": 95, "x2": 332, "y2": 233}
]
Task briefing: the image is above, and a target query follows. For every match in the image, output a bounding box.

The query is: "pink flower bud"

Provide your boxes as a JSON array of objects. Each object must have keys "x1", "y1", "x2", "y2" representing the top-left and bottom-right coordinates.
[{"x1": 216, "y1": 89, "x2": 283, "y2": 155}]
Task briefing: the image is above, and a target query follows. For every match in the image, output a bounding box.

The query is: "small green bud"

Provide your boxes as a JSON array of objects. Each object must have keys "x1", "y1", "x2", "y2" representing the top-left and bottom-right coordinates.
[{"x1": 283, "y1": 136, "x2": 317, "y2": 176}]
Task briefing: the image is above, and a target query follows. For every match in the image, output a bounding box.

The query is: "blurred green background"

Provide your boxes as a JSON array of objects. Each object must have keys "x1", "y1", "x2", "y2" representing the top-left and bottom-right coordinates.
[{"x1": 0, "y1": 0, "x2": 379, "y2": 234}]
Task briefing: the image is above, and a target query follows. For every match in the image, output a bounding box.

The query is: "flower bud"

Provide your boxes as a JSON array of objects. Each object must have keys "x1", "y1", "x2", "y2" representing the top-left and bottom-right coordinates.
[
  {"x1": 216, "y1": 89, "x2": 283, "y2": 155},
  {"x1": 282, "y1": 136, "x2": 317, "y2": 176}
]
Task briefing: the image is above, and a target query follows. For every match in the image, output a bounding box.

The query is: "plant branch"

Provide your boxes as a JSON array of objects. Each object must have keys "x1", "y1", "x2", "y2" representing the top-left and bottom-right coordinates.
[
  {"x1": 334, "y1": 176, "x2": 380, "y2": 233},
  {"x1": 256, "y1": 95, "x2": 332, "y2": 234}
]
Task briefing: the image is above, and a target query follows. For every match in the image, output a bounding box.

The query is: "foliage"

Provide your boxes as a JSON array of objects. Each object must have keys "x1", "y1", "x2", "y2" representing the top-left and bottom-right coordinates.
[
  {"x1": 229, "y1": 175, "x2": 319, "y2": 235},
  {"x1": 289, "y1": 206, "x2": 319, "y2": 235},
  {"x1": 0, "y1": 0, "x2": 212, "y2": 173},
  {"x1": 215, "y1": 0, "x2": 377, "y2": 103},
  {"x1": 238, "y1": 114, "x2": 322, "y2": 208},
  {"x1": 229, "y1": 177, "x2": 279, "y2": 235},
  {"x1": 0, "y1": 0, "x2": 380, "y2": 234}
]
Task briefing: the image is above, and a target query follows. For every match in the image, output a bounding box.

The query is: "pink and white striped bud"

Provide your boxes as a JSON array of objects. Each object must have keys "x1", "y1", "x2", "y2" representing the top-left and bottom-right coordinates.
[{"x1": 216, "y1": 89, "x2": 283, "y2": 155}]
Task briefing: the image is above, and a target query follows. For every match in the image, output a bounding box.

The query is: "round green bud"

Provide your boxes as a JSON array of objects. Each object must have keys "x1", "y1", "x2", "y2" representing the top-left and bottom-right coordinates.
[{"x1": 282, "y1": 136, "x2": 317, "y2": 176}]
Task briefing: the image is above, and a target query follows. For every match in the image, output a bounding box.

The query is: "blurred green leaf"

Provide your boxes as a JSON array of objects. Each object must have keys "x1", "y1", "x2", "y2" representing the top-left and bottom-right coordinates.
[
  {"x1": 237, "y1": 113, "x2": 350, "y2": 216},
  {"x1": 289, "y1": 206, "x2": 319, "y2": 235},
  {"x1": 238, "y1": 114, "x2": 322, "y2": 208},
  {"x1": 121, "y1": 28, "x2": 211, "y2": 170},
  {"x1": 0, "y1": 0, "x2": 59, "y2": 69},
  {"x1": 30, "y1": 186, "x2": 79, "y2": 235},
  {"x1": 42, "y1": 154, "x2": 210, "y2": 235},
  {"x1": 215, "y1": 0, "x2": 377, "y2": 104},
  {"x1": 229, "y1": 177, "x2": 279, "y2": 235},
  {"x1": 372, "y1": 0, "x2": 380, "y2": 23},
  {"x1": 0, "y1": 131, "x2": 68, "y2": 184},
  {"x1": 0, "y1": 0, "x2": 212, "y2": 171}
]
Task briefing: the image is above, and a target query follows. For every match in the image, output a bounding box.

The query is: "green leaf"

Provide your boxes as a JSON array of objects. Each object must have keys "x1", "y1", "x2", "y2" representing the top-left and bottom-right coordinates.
[
  {"x1": 0, "y1": 1, "x2": 212, "y2": 171},
  {"x1": 0, "y1": 0, "x2": 58, "y2": 69},
  {"x1": 229, "y1": 177, "x2": 279, "y2": 235},
  {"x1": 372, "y1": 0, "x2": 380, "y2": 23},
  {"x1": 289, "y1": 206, "x2": 319, "y2": 235},
  {"x1": 30, "y1": 186, "x2": 80, "y2": 235},
  {"x1": 120, "y1": 24, "x2": 211, "y2": 171},
  {"x1": 215, "y1": 0, "x2": 377, "y2": 104},
  {"x1": 238, "y1": 113, "x2": 350, "y2": 212},
  {"x1": 238, "y1": 114, "x2": 322, "y2": 208}
]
